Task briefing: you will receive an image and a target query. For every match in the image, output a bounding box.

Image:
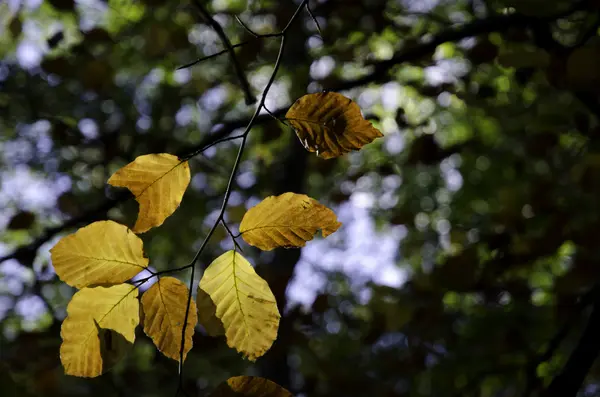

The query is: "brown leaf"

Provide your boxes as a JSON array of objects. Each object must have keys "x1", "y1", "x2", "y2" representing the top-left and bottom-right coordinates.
[{"x1": 285, "y1": 92, "x2": 383, "y2": 159}]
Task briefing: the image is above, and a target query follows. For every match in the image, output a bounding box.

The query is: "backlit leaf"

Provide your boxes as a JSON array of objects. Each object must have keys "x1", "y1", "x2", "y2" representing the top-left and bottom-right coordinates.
[
  {"x1": 210, "y1": 376, "x2": 293, "y2": 397},
  {"x1": 141, "y1": 277, "x2": 197, "y2": 361},
  {"x1": 285, "y1": 92, "x2": 383, "y2": 159},
  {"x1": 108, "y1": 153, "x2": 191, "y2": 233},
  {"x1": 199, "y1": 251, "x2": 280, "y2": 360},
  {"x1": 196, "y1": 287, "x2": 225, "y2": 337},
  {"x1": 50, "y1": 220, "x2": 148, "y2": 288},
  {"x1": 60, "y1": 284, "x2": 139, "y2": 377},
  {"x1": 239, "y1": 192, "x2": 342, "y2": 251}
]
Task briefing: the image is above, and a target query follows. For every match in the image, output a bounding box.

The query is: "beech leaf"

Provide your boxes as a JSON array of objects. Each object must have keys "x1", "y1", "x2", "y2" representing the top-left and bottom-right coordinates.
[
  {"x1": 239, "y1": 192, "x2": 342, "y2": 251},
  {"x1": 50, "y1": 220, "x2": 148, "y2": 288},
  {"x1": 210, "y1": 376, "x2": 293, "y2": 397},
  {"x1": 141, "y1": 277, "x2": 197, "y2": 361},
  {"x1": 199, "y1": 251, "x2": 280, "y2": 361},
  {"x1": 60, "y1": 284, "x2": 139, "y2": 378},
  {"x1": 108, "y1": 153, "x2": 191, "y2": 233},
  {"x1": 285, "y1": 92, "x2": 383, "y2": 159}
]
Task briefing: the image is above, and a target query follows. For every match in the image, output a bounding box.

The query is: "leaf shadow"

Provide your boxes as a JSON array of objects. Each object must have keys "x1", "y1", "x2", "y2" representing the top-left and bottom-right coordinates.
[
  {"x1": 93, "y1": 320, "x2": 134, "y2": 374},
  {"x1": 196, "y1": 288, "x2": 225, "y2": 337}
]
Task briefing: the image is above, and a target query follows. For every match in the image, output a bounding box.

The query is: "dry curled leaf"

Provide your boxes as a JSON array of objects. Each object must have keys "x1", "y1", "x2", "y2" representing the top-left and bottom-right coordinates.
[
  {"x1": 285, "y1": 92, "x2": 383, "y2": 159},
  {"x1": 239, "y1": 192, "x2": 342, "y2": 251},
  {"x1": 108, "y1": 153, "x2": 190, "y2": 233}
]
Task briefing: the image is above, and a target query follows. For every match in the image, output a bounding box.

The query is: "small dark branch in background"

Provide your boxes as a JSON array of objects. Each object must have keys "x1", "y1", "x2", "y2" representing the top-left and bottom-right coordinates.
[
  {"x1": 522, "y1": 285, "x2": 599, "y2": 397},
  {"x1": 176, "y1": 41, "x2": 249, "y2": 70},
  {"x1": 0, "y1": 191, "x2": 128, "y2": 268},
  {"x1": 305, "y1": 2, "x2": 322, "y2": 38},
  {"x1": 541, "y1": 286, "x2": 600, "y2": 397},
  {"x1": 190, "y1": 0, "x2": 256, "y2": 105}
]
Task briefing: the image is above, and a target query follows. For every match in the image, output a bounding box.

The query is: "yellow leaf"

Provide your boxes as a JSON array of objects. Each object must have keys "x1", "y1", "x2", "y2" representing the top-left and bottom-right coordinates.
[
  {"x1": 239, "y1": 192, "x2": 342, "y2": 251},
  {"x1": 196, "y1": 287, "x2": 225, "y2": 337},
  {"x1": 60, "y1": 284, "x2": 139, "y2": 378},
  {"x1": 285, "y1": 92, "x2": 383, "y2": 159},
  {"x1": 210, "y1": 376, "x2": 292, "y2": 397},
  {"x1": 50, "y1": 220, "x2": 148, "y2": 288},
  {"x1": 108, "y1": 153, "x2": 191, "y2": 233},
  {"x1": 199, "y1": 251, "x2": 280, "y2": 361},
  {"x1": 141, "y1": 277, "x2": 197, "y2": 361}
]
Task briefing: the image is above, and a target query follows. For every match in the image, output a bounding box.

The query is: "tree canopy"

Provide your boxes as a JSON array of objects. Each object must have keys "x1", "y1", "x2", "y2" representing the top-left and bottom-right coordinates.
[{"x1": 2, "y1": 0, "x2": 600, "y2": 396}]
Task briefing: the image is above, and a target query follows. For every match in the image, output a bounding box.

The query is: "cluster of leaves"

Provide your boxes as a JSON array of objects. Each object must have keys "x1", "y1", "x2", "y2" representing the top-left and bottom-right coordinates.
[{"x1": 49, "y1": 89, "x2": 382, "y2": 393}]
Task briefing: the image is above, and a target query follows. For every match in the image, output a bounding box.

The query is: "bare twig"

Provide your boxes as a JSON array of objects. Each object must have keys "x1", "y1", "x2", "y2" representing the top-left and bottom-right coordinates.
[
  {"x1": 191, "y1": 0, "x2": 256, "y2": 105},
  {"x1": 176, "y1": 1, "x2": 308, "y2": 393},
  {"x1": 235, "y1": 15, "x2": 260, "y2": 38},
  {"x1": 176, "y1": 41, "x2": 249, "y2": 70},
  {"x1": 305, "y1": 2, "x2": 322, "y2": 37},
  {"x1": 221, "y1": 219, "x2": 243, "y2": 253}
]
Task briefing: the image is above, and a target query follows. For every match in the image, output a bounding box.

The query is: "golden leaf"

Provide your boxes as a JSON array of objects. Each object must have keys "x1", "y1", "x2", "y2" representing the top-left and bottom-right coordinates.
[
  {"x1": 60, "y1": 284, "x2": 139, "y2": 378},
  {"x1": 108, "y1": 153, "x2": 191, "y2": 233},
  {"x1": 199, "y1": 251, "x2": 280, "y2": 361},
  {"x1": 196, "y1": 287, "x2": 225, "y2": 337},
  {"x1": 209, "y1": 376, "x2": 292, "y2": 397},
  {"x1": 141, "y1": 277, "x2": 197, "y2": 361},
  {"x1": 50, "y1": 220, "x2": 148, "y2": 289},
  {"x1": 239, "y1": 192, "x2": 342, "y2": 251},
  {"x1": 285, "y1": 92, "x2": 383, "y2": 159}
]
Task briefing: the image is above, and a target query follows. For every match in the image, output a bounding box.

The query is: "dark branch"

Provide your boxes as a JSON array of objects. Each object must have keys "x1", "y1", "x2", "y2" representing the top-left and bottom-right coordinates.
[
  {"x1": 190, "y1": 0, "x2": 256, "y2": 105},
  {"x1": 541, "y1": 287, "x2": 600, "y2": 397}
]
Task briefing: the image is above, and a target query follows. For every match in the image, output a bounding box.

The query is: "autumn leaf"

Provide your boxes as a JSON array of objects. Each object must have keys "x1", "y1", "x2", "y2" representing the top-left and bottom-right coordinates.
[
  {"x1": 239, "y1": 192, "x2": 342, "y2": 251},
  {"x1": 196, "y1": 287, "x2": 225, "y2": 337},
  {"x1": 108, "y1": 153, "x2": 191, "y2": 233},
  {"x1": 60, "y1": 284, "x2": 139, "y2": 378},
  {"x1": 199, "y1": 251, "x2": 280, "y2": 361},
  {"x1": 50, "y1": 220, "x2": 148, "y2": 288},
  {"x1": 209, "y1": 376, "x2": 292, "y2": 397},
  {"x1": 141, "y1": 277, "x2": 197, "y2": 361},
  {"x1": 285, "y1": 92, "x2": 383, "y2": 159}
]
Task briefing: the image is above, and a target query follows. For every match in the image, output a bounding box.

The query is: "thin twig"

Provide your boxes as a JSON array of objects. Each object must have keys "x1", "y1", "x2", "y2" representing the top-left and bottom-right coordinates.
[
  {"x1": 235, "y1": 15, "x2": 260, "y2": 37},
  {"x1": 263, "y1": 104, "x2": 292, "y2": 129},
  {"x1": 305, "y1": 2, "x2": 323, "y2": 38},
  {"x1": 180, "y1": 134, "x2": 244, "y2": 161},
  {"x1": 176, "y1": 2, "x2": 307, "y2": 393},
  {"x1": 176, "y1": 41, "x2": 249, "y2": 70},
  {"x1": 191, "y1": 0, "x2": 256, "y2": 105},
  {"x1": 221, "y1": 219, "x2": 243, "y2": 253}
]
